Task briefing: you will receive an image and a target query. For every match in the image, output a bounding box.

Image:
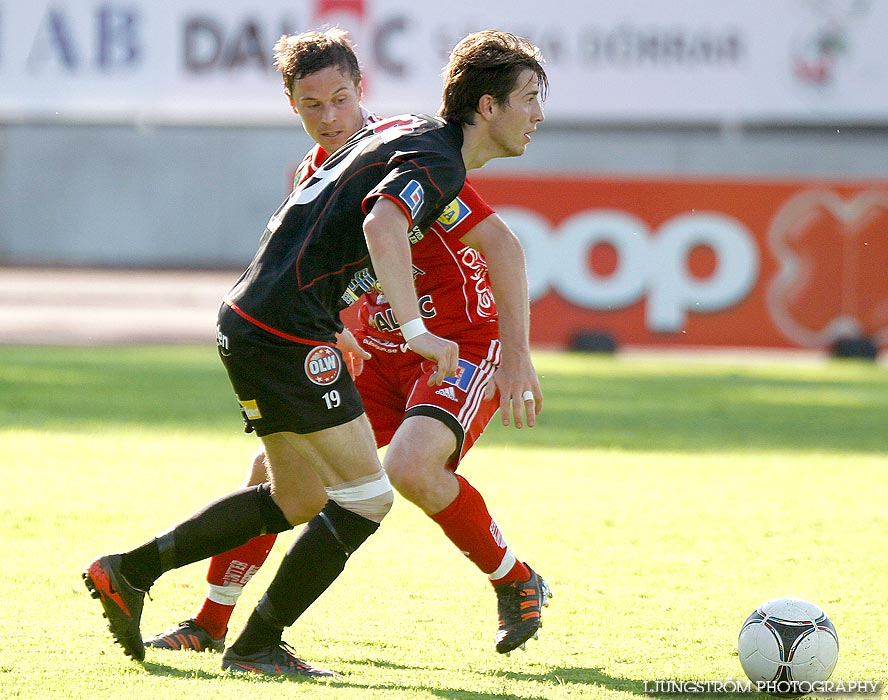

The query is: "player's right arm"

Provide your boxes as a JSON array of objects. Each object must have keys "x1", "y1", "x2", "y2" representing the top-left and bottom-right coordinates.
[{"x1": 363, "y1": 197, "x2": 459, "y2": 385}]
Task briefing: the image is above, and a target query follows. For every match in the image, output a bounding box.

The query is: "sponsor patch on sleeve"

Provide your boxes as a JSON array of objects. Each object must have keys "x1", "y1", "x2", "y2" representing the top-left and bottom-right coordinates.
[
  {"x1": 436, "y1": 196, "x2": 472, "y2": 232},
  {"x1": 398, "y1": 180, "x2": 425, "y2": 219}
]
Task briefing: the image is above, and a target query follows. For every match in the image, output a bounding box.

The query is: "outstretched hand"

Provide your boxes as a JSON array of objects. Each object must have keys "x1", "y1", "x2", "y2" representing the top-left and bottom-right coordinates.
[{"x1": 484, "y1": 353, "x2": 542, "y2": 429}]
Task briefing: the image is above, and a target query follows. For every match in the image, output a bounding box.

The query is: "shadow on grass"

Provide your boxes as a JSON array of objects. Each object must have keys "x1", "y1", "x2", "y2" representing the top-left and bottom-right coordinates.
[
  {"x1": 140, "y1": 660, "x2": 225, "y2": 681},
  {"x1": 143, "y1": 658, "x2": 760, "y2": 700},
  {"x1": 144, "y1": 657, "x2": 550, "y2": 698},
  {"x1": 2, "y1": 346, "x2": 886, "y2": 454}
]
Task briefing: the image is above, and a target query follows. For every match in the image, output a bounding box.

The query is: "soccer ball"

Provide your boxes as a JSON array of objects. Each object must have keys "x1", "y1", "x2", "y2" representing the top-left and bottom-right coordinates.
[{"x1": 738, "y1": 598, "x2": 838, "y2": 692}]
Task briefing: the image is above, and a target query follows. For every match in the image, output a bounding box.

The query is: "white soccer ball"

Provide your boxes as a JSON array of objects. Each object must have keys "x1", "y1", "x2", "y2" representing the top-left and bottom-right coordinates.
[{"x1": 738, "y1": 598, "x2": 838, "y2": 692}]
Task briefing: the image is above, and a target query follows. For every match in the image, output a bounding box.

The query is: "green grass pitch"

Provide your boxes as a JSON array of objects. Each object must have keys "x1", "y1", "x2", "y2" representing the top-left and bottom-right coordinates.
[{"x1": 0, "y1": 346, "x2": 885, "y2": 699}]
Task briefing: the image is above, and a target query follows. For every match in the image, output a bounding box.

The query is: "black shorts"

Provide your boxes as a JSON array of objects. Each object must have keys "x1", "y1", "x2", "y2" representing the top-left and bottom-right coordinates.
[{"x1": 216, "y1": 304, "x2": 364, "y2": 436}]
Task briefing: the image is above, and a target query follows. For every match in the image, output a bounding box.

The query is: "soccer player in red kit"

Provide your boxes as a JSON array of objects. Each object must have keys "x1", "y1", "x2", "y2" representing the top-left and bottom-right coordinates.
[{"x1": 142, "y1": 28, "x2": 550, "y2": 660}]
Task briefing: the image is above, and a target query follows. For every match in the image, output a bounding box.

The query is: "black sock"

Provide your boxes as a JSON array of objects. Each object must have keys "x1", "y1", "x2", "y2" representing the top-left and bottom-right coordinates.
[
  {"x1": 228, "y1": 593, "x2": 287, "y2": 655},
  {"x1": 230, "y1": 500, "x2": 379, "y2": 655},
  {"x1": 120, "y1": 483, "x2": 292, "y2": 591}
]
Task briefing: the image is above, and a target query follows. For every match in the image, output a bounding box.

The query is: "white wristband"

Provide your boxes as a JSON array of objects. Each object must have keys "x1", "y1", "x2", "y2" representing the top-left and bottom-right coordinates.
[{"x1": 399, "y1": 318, "x2": 428, "y2": 342}]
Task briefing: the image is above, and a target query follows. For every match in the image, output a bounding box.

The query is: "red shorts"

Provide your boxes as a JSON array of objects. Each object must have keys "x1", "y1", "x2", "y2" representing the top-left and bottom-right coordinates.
[{"x1": 353, "y1": 331, "x2": 501, "y2": 470}]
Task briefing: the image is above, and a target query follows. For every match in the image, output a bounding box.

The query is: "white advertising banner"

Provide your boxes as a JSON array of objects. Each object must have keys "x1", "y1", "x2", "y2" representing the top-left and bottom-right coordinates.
[{"x1": 1, "y1": 0, "x2": 887, "y2": 125}]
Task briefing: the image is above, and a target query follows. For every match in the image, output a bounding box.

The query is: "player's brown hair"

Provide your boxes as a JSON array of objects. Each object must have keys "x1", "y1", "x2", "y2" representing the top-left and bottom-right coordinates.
[
  {"x1": 439, "y1": 30, "x2": 547, "y2": 126},
  {"x1": 273, "y1": 28, "x2": 362, "y2": 98}
]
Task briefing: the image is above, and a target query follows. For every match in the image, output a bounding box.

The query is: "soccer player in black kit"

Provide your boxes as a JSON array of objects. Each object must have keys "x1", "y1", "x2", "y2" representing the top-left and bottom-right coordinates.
[{"x1": 83, "y1": 30, "x2": 547, "y2": 677}]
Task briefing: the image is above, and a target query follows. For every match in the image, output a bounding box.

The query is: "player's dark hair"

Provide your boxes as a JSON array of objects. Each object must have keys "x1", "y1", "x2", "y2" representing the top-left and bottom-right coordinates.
[
  {"x1": 273, "y1": 28, "x2": 362, "y2": 98},
  {"x1": 439, "y1": 30, "x2": 547, "y2": 126}
]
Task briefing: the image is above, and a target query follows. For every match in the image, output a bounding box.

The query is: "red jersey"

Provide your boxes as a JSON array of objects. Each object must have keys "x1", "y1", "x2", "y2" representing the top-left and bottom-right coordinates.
[{"x1": 293, "y1": 111, "x2": 498, "y2": 343}]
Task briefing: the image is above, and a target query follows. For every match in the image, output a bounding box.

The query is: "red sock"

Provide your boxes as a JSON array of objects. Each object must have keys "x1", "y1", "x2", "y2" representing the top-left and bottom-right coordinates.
[
  {"x1": 429, "y1": 475, "x2": 530, "y2": 586},
  {"x1": 193, "y1": 533, "x2": 277, "y2": 639}
]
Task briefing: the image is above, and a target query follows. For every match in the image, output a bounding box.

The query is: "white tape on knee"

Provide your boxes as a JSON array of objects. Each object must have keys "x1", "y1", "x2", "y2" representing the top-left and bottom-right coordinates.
[{"x1": 325, "y1": 471, "x2": 394, "y2": 521}]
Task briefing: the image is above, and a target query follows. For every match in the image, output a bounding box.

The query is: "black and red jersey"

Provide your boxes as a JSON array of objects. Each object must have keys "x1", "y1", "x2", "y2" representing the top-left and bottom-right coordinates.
[
  {"x1": 294, "y1": 111, "x2": 499, "y2": 344},
  {"x1": 224, "y1": 115, "x2": 466, "y2": 344}
]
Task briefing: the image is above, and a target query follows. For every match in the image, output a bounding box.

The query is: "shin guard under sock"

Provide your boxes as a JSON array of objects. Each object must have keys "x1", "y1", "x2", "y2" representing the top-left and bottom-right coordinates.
[
  {"x1": 231, "y1": 500, "x2": 379, "y2": 654},
  {"x1": 120, "y1": 484, "x2": 291, "y2": 592},
  {"x1": 429, "y1": 474, "x2": 529, "y2": 583}
]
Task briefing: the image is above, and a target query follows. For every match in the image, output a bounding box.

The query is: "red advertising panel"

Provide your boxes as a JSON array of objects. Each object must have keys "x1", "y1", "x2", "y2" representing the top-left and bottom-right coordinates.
[{"x1": 470, "y1": 174, "x2": 888, "y2": 351}]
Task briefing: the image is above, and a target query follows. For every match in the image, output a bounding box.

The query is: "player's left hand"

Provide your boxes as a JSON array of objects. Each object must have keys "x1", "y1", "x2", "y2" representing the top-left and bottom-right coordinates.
[
  {"x1": 485, "y1": 352, "x2": 542, "y2": 429},
  {"x1": 335, "y1": 329, "x2": 371, "y2": 378}
]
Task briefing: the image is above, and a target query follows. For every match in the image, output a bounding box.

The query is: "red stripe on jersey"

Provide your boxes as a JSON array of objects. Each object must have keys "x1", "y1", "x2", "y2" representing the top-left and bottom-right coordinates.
[
  {"x1": 389, "y1": 154, "x2": 450, "y2": 202},
  {"x1": 223, "y1": 297, "x2": 330, "y2": 346},
  {"x1": 362, "y1": 192, "x2": 415, "y2": 226}
]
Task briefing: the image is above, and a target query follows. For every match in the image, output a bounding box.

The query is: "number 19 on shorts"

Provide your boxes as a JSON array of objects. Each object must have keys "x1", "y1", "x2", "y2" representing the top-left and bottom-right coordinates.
[{"x1": 322, "y1": 390, "x2": 341, "y2": 409}]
